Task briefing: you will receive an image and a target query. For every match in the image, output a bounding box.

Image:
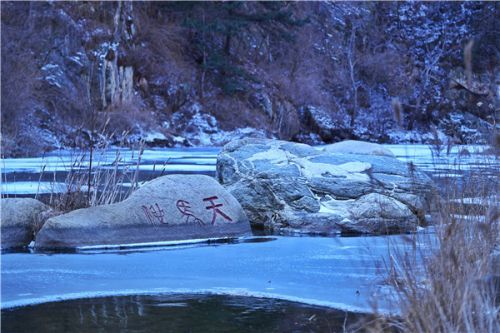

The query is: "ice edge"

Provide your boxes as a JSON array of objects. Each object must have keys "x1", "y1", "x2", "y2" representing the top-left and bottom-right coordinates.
[{"x1": 0, "y1": 288, "x2": 380, "y2": 315}]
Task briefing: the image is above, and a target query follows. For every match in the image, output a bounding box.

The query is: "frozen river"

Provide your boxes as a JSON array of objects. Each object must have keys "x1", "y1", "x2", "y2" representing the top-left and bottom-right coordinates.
[
  {"x1": 1, "y1": 144, "x2": 496, "y2": 196},
  {"x1": 0, "y1": 144, "x2": 495, "y2": 322},
  {"x1": 1, "y1": 235, "x2": 432, "y2": 314}
]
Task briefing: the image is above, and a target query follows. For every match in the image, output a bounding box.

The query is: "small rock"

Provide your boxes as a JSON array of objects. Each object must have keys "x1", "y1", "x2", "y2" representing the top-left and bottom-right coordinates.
[{"x1": 1, "y1": 198, "x2": 51, "y2": 249}]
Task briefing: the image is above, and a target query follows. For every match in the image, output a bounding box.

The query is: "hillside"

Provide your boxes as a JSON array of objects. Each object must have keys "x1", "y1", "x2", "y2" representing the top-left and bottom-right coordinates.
[{"x1": 1, "y1": 1, "x2": 498, "y2": 157}]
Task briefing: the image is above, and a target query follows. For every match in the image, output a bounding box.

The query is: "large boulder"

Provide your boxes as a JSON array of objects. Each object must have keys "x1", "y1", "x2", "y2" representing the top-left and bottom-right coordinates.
[
  {"x1": 1, "y1": 198, "x2": 50, "y2": 249},
  {"x1": 35, "y1": 175, "x2": 251, "y2": 250},
  {"x1": 216, "y1": 139, "x2": 435, "y2": 235}
]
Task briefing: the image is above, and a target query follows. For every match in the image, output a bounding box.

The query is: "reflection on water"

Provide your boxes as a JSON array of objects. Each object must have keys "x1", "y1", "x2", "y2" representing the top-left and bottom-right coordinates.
[{"x1": 2, "y1": 294, "x2": 370, "y2": 333}]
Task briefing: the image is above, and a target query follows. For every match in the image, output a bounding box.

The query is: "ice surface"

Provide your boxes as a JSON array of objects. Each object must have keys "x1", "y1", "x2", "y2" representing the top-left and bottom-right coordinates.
[
  {"x1": 384, "y1": 144, "x2": 498, "y2": 173},
  {"x1": 2, "y1": 144, "x2": 496, "y2": 195},
  {"x1": 0, "y1": 235, "x2": 427, "y2": 314},
  {"x1": 1, "y1": 182, "x2": 68, "y2": 195},
  {"x1": 0, "y1": 148, "x2": 219, "y2": 194}
]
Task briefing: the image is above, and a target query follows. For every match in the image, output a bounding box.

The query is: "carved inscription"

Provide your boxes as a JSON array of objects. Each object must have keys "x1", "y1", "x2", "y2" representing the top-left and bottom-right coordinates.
[
  {"x1": 140, "y1": 196, "x2": 234, "y2": 226},
  {"x1": 176, "y1": 200, "x2": 204, "y2": 225},
  {"x1": 142, "y1": 203, "x2": 166, "y2": 225},
  {"x1": 203, "y1": 196, "x2": 233, "y2": 225}
]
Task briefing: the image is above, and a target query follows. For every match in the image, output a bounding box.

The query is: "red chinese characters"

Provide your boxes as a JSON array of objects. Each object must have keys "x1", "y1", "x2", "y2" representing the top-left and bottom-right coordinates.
[
  {"x1": 142, "y1": 196, "x2": 234, "y2": 226},
  {"x1": 203, "y1": 196, "x2": 233, "y2": 225},
  {"x1": 142, "y1": 203, "x2": 166, "y2": 225},
  {"x1": 176, "y1": 200, "x2": 204, "y2": 225}
]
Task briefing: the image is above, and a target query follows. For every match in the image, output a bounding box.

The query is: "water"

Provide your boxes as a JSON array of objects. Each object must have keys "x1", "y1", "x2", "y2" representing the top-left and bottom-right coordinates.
[{"x1": 2, "y1": 294, "x2": 370, "y2": 333}]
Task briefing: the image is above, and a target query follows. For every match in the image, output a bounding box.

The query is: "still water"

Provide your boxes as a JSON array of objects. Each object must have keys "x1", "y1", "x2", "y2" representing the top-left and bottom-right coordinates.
[{"x1": 2, "y1": 294, "x2": 371, "y2": 333}]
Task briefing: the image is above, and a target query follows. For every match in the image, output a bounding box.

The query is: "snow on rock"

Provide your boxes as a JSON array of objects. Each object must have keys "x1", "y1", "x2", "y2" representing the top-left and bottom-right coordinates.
[
  {"x1": 41, "y1": 63, "x2": 64, "y2": 88},
  {"x1": 294, "y1": 159, "x2": 371, "y2": 182},
  {"x1": 172, "y1": 104, "x2": 269, "y2": 147},
  {"x1": 217, "y1": 139, "x2": 435, "y2": 235},
  {"x1": 323, "y1": 140, "x2": 395, "y2": 157},
  {"x1": 141, "y1": 131, "x2": 170, "y2": 147},
  {"x1": 387, "y1": 129, "x2": 448, "y2": 144}
]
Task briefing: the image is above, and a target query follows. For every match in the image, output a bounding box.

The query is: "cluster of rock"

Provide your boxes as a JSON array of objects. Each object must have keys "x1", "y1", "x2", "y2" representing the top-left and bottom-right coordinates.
[
  {"x1": 1, "y1": 175, "x2": 250, "y2": 251},
  {"x1": 1, "y1": 140, "x2": 436, "y2": 250},
  {"x1": 217, "y1": 139, "x2": 435, "y2": 235}
]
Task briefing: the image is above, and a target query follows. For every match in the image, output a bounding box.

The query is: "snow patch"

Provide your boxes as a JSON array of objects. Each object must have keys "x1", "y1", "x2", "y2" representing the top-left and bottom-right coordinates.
[
  {"x1": 319, "y1": 198, "x2": 354, "y2": 216},
  {"x1": 143, "y1": 131, "x2": 167, "y2": 142},
  {"x1": 323, "y1": 140, "x2": 394, "y2": 157},
  {"x1": 297, "y1": 159, "x2": 370, "y2": 182}
]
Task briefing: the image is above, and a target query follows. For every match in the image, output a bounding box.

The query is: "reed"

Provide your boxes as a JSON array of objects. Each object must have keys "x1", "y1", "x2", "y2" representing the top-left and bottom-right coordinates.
[
  {"x1": 365, "y1": 150, "x2": 499, "y2": 333},
  {"x1": 48, "y1": 144, "x2": 144, "y2": 213}
]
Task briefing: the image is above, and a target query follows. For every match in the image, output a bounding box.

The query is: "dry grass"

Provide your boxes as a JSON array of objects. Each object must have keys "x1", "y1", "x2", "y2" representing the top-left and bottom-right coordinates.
[
  {"x1": 44, "y1": 144, "x2": 144, "y2": 213},
  {"x1": 363, "y1": 152, "x2": 499, "y2": 333}
]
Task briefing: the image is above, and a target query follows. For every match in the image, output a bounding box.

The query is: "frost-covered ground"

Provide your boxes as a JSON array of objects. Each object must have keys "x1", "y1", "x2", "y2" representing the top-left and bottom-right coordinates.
[{"x1": 0, "y1": 235, "x2": 432, "y2": 314}]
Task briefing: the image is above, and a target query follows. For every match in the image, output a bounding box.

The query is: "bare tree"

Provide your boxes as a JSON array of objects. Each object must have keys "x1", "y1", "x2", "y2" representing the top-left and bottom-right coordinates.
[{"x1": 346, "y1": 26, "x2": 361, "y2": 128}]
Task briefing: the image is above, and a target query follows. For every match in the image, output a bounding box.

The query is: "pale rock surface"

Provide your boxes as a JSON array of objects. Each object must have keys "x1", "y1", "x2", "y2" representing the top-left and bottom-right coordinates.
[
  {"x1": 217, "y1": 139, "x2": 434, "y2": 234},
  {"x1": 1, "y1": 198, "x2": 50, "y2": 249},
  {"x1": 323, "y1": 140, "x2": 395, "y2": 157},
  {"x1": 35, "y1": 175, "x2": 250, "y2": 249}
]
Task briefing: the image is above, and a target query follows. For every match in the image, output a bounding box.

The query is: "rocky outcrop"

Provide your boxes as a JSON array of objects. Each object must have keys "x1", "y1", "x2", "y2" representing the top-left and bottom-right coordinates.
[
  {"x1": 216, "y1": 139, "x2": 435, "y2": 235},
  {"x1": 101, "y1": 51, "x2": 134, "y2": 110},
  {"x1": 440, "y1": 112, "x2": 497, "y2": 144},
  {"x1": 35, "y1": 175, "x2": 250, "y2": 250},
  {"x1": 301, "y1": 106, "x2": 350, "y2": 143},
  {"x1": 1, "y1": 198, "x2": 51, "y2": 249},
  {"x1": 2, "y1": 2, "x2": 496, "y2": 158},
  {"x1": 171, "y1": 103, "x2": 270, "y2": 146}
]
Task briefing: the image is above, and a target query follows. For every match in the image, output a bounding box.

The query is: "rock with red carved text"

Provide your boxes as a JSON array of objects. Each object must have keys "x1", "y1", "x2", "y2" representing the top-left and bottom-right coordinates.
[
  {"x1": 35, "y1": 175, "x2": 250, "y2": 250},
  {"x1": 1, "y1": 198, "x2": 51, "y2": 249}
]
